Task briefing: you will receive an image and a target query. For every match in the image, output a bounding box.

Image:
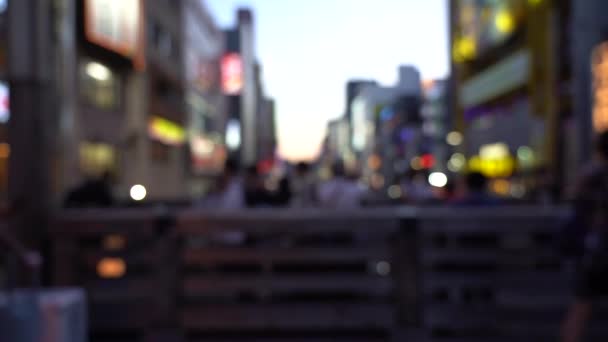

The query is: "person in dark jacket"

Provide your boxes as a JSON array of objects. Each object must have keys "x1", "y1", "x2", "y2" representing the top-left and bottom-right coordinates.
[
  {"x1": 561, "y1": 131, "x2": 608, "y2": 342},
  {"x1": 64, "y1": 171, "x2": 114, "y2": 208},
  {"x1": 452, "y1": 172, "x2": 501, "y2": 206}
]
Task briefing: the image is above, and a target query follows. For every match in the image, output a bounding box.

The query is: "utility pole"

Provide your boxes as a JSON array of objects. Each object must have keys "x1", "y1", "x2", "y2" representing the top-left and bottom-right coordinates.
[{"x1": 7, "y1": 0, "x2": 54, "y2": 247}]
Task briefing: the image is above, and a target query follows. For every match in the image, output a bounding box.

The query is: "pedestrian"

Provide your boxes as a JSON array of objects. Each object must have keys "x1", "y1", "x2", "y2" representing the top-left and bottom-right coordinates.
[
  {"x1": 318, "y1": 162, "x2": 363, "y2": 209},
  {"x1": 561, "y1": 131, "x2": 608, "y2": 342},
  {"x1": 198, "y1": 159, "x2": 245, "y2": 209},
  {"x1": 64, "y1": 171, "x2": 114, "y2": 208},
  {"x1": 452, "y1": 172, "x2": 501, "y2": 206},
  {"x1": 244, "y1": 165, "x2": 268, "y2": 207},
  {"x1": 401, "y1": 169, "x2": 434, "y2": 204},
  {"x1": 290, "y1": 162, "x2": 318, "y2": 208}
]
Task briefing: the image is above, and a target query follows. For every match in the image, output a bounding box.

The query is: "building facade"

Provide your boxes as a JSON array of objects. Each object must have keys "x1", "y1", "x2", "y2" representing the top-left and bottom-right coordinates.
[
  {"x1": 351, "y1": 66, "x2": 422, "y2": 189},
  {"x1": 450, "y1": 0, "x2": 571, "y2": 199},
  {"x1": 182, "y1": 0, "x2": 226, "y2": 196}
]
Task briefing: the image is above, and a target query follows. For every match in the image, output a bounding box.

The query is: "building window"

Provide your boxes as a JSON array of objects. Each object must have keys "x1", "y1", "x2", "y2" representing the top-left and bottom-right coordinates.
[
  {"x1": 149, "y1": 20, "x2": 176, "y2": 59},
  {"x1": 79, "y1": 142, "x2": 117, "y2": 176},
  {"x1": 79, "y1": 60, "x2": 121, "y2": 110}
]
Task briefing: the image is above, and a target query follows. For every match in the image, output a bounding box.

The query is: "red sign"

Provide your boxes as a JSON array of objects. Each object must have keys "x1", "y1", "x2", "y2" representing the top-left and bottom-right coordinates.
[{"x1": 221, "y1": 53, "x2": 243, "y2": 95}]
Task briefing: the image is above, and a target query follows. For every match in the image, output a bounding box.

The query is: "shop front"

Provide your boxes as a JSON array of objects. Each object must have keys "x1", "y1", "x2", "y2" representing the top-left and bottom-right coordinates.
[{"x1": 458, "y1": 51, "x2": 546, "y2": 200}]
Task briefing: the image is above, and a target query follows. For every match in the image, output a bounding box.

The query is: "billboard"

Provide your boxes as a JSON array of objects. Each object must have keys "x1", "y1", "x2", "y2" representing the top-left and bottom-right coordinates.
[
  {"x1": 148, "y1": 116, "x2": 186, "y2": 146},
  {"x1": 593, "y1": 42, "x2": 608, "y2": 133},
  {"x1": 84, "y1": 0, "x2": 145, "y2": 68},
  {"x1": 0, "y1": 82, "x2": 8, "y2": 123},
  {"x1": 221, "y1": 53, "x2": 243, "y2": 95}
]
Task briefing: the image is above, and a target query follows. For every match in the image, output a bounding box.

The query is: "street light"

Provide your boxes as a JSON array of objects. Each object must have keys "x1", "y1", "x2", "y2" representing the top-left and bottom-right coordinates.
[
  {"x1": 130, "y1": 184, "x2": 147, "y2": 201},
  {"x1": 86, "y1": 62, "x2": 111, "y2": 82},
  {"x1": 428, "y1": 172, "x2": 448, "y2": 188}
]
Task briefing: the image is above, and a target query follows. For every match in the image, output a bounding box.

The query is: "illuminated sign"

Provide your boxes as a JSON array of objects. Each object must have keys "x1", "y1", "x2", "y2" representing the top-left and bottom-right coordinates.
[
  {"x1": 190, "y1": 135, "x2": 226, "y2": 174},
  {"x1": 460, "y1": 50, "x2": 530, "y2": 109},
  {"x1": 221, "y1": 53, "x2": 243, "y2": 95},
  {"x1": 226, "y1": 119, "x2": 241, "y2": 150},
  {"x1": 84, "y1": 0, "x2": 145, "y2": 69},
  {"x1": 0, "y1": 82, "x2": 9, "y2": 123},
  {"x1": 148, "y1": 116, "x2": 186, "y2": 146},
  {"x1": 593, "y1": 42, "x2": 608, "y2": 133},
  {"x1": 469, "y1": 142, "x2": 515, "y2": 178},
  {"x1": 453, "y1": 0, "x2": 525, "y2": 63},
  {"x1": 352, "y1": 97, "x2": 367, "y2": 151}
]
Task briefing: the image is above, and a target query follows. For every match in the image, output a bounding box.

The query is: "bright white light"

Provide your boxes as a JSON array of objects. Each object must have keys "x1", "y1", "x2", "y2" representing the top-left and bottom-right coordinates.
[
  {"x1": 86, "y1": 62, "x2": 111, "y2": 81},
  {"x1": 480, "y1": 142, "x2": 510, "y2": 159},
  {"x1": 226, "y1": 119, "x2": 241, "y2": 151},
  {"x1": 130, "y1": 184, "x2": 147, "y2": 201},
  {"x1": 428, "y1": 172, "x2": 448, "y2": 188},
  {"x1": 446, "y1": 131, "x2": 463, "y2": 146}
]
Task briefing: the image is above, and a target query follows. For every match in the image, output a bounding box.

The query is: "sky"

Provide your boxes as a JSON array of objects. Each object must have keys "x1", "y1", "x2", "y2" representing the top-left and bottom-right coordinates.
[{"x1": 206, "y1": 0, "x2": 449, "y2": 161}]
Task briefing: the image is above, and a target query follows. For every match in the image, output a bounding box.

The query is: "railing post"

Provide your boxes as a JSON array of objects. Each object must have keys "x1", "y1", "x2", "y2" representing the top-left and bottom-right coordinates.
[
  {"x1": 394, "y1": 217, "x2": 420, "y2": 326},
  {"x1": 51, "y1": 237, "x2": 78, "y2": 287},
  {"x1": 145, "y1": 209, "x2": 183, "y2": 342}
]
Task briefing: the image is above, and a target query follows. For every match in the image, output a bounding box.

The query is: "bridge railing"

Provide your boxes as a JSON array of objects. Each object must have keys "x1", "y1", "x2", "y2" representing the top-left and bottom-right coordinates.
[
  {"x1": 49, "y1": 206, "x2": 578, "y2": 342},
  {"x1": 414, "y1": 207, "x2": 573, "y2": 341}
]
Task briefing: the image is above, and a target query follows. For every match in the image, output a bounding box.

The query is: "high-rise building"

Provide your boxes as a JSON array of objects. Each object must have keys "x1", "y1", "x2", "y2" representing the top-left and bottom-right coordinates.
[
  {"x1": 345, "y1": 80, "x2": 376, "y2": 151},
  {"x1": 351, "y1": 66, "x2": 422, "y2": 187},
  {"x1": 257, "y1": 97, "x2": 277, "y2": 166},
  {"x1": 222, "y1": 8, "x2": 260, "y2": 167},
  {"x1": 421, "y1": 80, "x2": 450, "y2": 173},
  {"x1": 182, "y1": 0, "x2": 226, "y2": 195},
  {"x1": 222, "y1": 9, "x2": 276, "y2": 169}
]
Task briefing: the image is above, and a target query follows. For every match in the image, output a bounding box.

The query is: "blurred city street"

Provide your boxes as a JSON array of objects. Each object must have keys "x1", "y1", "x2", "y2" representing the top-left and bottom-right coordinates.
[{"x1": 1, "y1": 0, "x2": 608, "y2": 341}]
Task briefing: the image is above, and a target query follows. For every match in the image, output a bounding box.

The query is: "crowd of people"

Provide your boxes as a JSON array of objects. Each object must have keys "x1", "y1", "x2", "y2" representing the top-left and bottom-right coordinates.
[
  {"x1": 194, "y1": 158, "x2": 508, "y2": 211},
  {"x1": 197, "y1": 161, "x2": 366, "y2": 210}
]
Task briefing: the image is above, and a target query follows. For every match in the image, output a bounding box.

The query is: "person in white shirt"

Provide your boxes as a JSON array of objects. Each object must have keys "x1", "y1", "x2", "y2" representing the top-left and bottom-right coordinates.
[
  {"x1": 290, "y1": 162, "x2": 318, "y2": 208},
  {"x1": 198, "y1": 160, "x2": 245, "y2": 210},
  {"x1": 318, "y1": 163, "x2": 363, "y2": 209}
]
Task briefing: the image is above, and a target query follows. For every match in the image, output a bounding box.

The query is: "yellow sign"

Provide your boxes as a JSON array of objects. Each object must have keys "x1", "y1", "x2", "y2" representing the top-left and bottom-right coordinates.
[
  {"x1": 469, "y1": 143, "x2": 516, "y2": 178},
  {"x1": 148, "y1": 116, "x2": 186, "y2": 146}
]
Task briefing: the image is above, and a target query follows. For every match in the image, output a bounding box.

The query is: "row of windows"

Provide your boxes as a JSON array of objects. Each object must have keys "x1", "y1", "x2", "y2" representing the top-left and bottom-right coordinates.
[
  {"x1": 79, "y1": 59, "x2": 122, "y2": 110},
  {"x1": 149, "y1": 20, "x2": 180, "y2": 61}
]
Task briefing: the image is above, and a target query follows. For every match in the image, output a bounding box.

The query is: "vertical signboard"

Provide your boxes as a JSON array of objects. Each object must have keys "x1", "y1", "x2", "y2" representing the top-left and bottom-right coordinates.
[
  {"x1": 221, "y1": 53, "x2": 243, "y2": 95},
  {"x1": 593, "y1": 42, "x2": 608, "y2": 133}
]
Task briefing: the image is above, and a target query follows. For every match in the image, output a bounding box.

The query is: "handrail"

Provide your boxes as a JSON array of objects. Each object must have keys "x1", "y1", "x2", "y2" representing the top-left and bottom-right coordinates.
[{"x1": 0, "y1": 223, "x2": 42, "y2": 287}]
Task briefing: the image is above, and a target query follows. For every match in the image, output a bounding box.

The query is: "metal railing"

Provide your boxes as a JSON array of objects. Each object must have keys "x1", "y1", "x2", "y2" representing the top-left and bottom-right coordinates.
[{"x1": 50, "y1": 206, "x2": 587, "y2": 342}]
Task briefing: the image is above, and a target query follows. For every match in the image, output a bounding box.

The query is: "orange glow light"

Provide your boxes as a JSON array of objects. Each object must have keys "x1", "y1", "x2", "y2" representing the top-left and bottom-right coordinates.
[
  {"x1": 97, "y1": 257, "x2": 126, "y2": 279},
  {"x1": 0, "y1": 143, "x2": 10, "y2": 159},
  {"x1": 367, "y1": 154, "x2": 382, "y2": 171}
]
